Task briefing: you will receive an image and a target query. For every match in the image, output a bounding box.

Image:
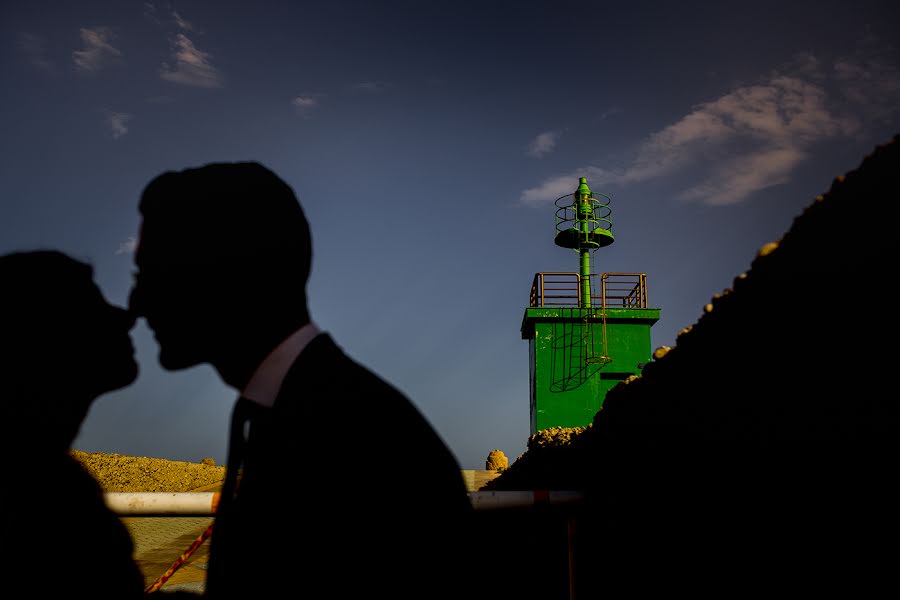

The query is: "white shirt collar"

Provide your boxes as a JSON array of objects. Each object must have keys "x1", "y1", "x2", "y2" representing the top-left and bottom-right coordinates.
[{"x1": 241, "y1": 321, "x2": 321, "y2": 408}]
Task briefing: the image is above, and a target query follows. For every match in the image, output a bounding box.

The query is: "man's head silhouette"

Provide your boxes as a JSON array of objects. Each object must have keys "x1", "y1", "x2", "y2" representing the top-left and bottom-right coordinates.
[{"x1": 130, "y1": 162, "x2": 313, "y2": 380}]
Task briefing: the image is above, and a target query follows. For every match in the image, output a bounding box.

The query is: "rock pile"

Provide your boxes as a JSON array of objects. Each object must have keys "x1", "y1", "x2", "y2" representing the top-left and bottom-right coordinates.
[
  {"x1": 484, "y1": 449, "x2": 508, "y2": 471},
  {"x1": 71, "y1": 450, "x2": 226, "y2": 493}
]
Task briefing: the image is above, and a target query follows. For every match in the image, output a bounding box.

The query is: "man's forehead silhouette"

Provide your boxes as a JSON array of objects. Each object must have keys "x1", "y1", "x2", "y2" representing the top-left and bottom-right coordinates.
[{"x1": 136, "y1": 161, "x2": 311, "y2": 274}]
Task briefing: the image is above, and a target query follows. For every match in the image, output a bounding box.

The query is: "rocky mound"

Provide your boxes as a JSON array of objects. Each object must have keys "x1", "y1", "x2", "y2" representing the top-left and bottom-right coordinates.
[
  {"x1": 71, "y1": 450, "x2": 225, "y2": 493},
  {"x1": 488, "y1": 133, "x2": 900, "y2": 490}
]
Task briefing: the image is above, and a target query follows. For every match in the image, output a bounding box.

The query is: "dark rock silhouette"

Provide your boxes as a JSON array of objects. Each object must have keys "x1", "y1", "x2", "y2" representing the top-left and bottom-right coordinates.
[{"x1": 484, "y1": 134, "x2": 900, "y2": 595}]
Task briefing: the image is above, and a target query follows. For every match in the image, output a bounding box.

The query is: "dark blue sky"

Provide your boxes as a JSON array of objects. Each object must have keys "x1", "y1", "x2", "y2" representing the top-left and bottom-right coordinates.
[{"x1": 2, "y1": 0, "x2": 898, "y2": 469}]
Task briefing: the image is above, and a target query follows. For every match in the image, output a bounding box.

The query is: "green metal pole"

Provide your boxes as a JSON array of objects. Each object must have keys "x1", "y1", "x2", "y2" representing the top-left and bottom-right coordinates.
[
  {"x1": 580, "y1": 249, "x2": 591, "y2": 308},
  {"x1": 576, "y1": 177, "x2": 593, "y2": 308}
]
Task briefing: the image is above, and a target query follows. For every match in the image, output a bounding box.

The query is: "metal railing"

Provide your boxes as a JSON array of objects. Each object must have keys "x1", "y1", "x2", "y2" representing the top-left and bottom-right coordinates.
[
  {"x1": 112, "y1": 490, "x2": 588, "y2": 597},
  {"x1": 529, "y1": 272, "x2": 649, "y2": 309}
]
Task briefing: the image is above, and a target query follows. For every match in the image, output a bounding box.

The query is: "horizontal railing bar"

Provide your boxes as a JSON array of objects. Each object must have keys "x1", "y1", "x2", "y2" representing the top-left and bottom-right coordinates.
[
  {"x1": 104, "y1": 491, "x2": 585, "y2": 515},
  {"x1": 105, "y1": 492, "x2": 220, "y2": 516}
]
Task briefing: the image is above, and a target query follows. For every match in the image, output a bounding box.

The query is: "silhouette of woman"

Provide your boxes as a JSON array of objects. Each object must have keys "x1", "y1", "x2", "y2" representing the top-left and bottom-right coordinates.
[{"x1": 0, "y1": 250, "x2": 145, "y2": 598}]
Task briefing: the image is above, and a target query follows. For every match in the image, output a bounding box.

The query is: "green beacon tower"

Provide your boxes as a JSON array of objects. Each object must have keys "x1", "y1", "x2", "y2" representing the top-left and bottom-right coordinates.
[{"x1": 520, "y1": 177, "x2": 660, "y2": 434}]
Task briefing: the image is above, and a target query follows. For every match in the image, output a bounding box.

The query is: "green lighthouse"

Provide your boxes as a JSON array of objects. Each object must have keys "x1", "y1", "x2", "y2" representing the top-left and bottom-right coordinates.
[{"x1": 520, "y1": 177, "x2": 660, "y2": 434}]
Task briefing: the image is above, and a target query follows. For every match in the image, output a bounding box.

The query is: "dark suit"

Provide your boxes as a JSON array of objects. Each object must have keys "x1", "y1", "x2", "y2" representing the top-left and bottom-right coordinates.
[{"x1": 205, "y1": 333, "x2": 474, "y2": 598}]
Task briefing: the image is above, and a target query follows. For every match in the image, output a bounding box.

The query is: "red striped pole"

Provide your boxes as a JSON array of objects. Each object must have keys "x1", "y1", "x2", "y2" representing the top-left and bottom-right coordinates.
[{"x1": 144, "y1": 523, "x2": 214, "y2": 594}]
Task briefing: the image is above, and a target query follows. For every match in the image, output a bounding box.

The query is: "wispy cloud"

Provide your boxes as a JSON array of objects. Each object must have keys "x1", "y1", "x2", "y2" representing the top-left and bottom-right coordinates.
[
  {"x1": 520, "y1": 50, "x2": 899, "y2": 207},
  {"x1": 17, "y1": 32, "x2": 52, "y2": 70},
  {"x1": 172, "y1": 10, "x2": 194, "y2": 31},
  {"x1": 160, "y1": 33, "x2": 222, "y2": 87},
  {"x1": 73, "y1": 27, "x2": 122, "y2": 72},
  {"x1": 116, "y1": 237, "x2": 138, "y2": 255},
  {"x1": 834, "y1": 54, "x2": 900, "y2": 124},
  {"x1": 351, "y1": 81, "x2": 390, "y2": 93},
  {"x1": 527, "y1": 131, "x2": 561, "y2": 158},
  {"x1": 143, "y1": 2, "x2": 161, "y2": 25},
  {"x1": 291, "y1": 95, "x2": 321, "y2": 117},
  {"x1": 598, "y1": 106, "x2": 622, "y2": 121},
  {"x1": 106, "y1": 111, "x2": 132, "y2": 139},
  {"x1": 678, "y1": 146, "x2": 807, "y2": 206}
]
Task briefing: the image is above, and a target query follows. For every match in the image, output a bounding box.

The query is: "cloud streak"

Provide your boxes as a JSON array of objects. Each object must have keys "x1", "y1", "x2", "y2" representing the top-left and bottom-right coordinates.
[
  {"x1": 291, "y1": 95, "x2": 322, "y2": 117},
  {"x1": 73, "y1": 27, "x2": 122, "y2": 72},
  {"x1": 834, "y1": 54, "x2": 900, "y2": 124},
  {"x1": 521, "y1": 53, "x2": 897, "y2": 207},
  {"x1": 143, "y1": 2, "x2": 161, "y2": 25},
  {"x1": 351, "y1": 81, "x2": 390, "y2": 93},
  {"x1": 107, "y1": 112, "x2": 132, "y2": 139},
  {"x1": 527, "y1": 131, "x2": 561, "y2": 158},
  {"x1": 172, "y1": 10, "x2": 194, "y2": 31},
  {"x1": 160, "y1": 33, "x2": 222, "y2": 87}
]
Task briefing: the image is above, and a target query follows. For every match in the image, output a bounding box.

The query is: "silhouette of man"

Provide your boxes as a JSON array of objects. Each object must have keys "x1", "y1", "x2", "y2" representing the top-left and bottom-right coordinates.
[
  {"x1": 0, "y1": 250, "x2": 145, "y2": 599},
  {"x1": 129, "y1": 162, "x2": 473, "y2": 598}
]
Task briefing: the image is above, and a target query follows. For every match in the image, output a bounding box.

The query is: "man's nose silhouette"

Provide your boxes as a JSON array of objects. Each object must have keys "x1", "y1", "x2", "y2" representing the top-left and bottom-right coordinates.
[{"x1": 128, "y1": 281, "x2": 143, "y2": 318}]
